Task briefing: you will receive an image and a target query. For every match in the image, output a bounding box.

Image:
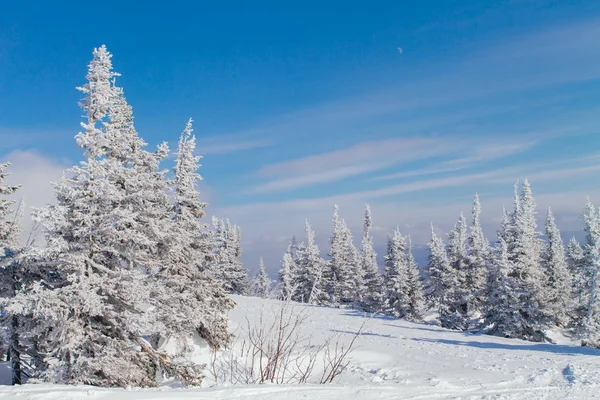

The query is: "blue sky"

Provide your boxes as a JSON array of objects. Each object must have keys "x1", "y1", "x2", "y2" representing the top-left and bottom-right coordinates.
[{"x1": 2, "y1": 1, "x2": 600, "y2": 272}]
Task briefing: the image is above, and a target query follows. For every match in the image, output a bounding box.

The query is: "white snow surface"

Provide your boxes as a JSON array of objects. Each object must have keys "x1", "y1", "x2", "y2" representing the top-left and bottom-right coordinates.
[{"x1": 2, "y1": 295, "x2": 600, "y2": 399}]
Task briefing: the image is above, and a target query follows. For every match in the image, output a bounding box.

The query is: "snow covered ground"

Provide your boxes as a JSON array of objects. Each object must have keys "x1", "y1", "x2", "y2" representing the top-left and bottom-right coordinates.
[{"x1": 1, "y1": 295, "x2": 600, "y2": 399}]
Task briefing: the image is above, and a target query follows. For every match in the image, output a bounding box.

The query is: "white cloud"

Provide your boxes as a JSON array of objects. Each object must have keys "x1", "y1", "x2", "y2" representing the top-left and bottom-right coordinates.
[
  {"x1": 258, "y1": 137, "x2": 448, "y2": 178},
  {"x1": 1, "y1": 149, "x2": 67, "y2": 240}
]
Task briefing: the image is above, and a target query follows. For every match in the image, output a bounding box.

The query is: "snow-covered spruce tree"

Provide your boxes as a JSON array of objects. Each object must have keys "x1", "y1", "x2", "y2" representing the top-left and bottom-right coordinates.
[
  {"x1": 340, "y1": 218, "x2": 360, "y2": 304},
  {"x1": 579, "y1": 199, "x2": 600, "y2": 340},
  {"x1": 541, "y1": 208, "x2": 572, "y2": 327},
  {"x1": 279, "y1": 241, "x2": 297, "y2": 301},
  {"x1": 567, "y1": 236, "x2": 587, "y2": 327},
  {"x1": 0, "y1": 162, "x2": 25, "y2": 385},
  {"x1": 359, "y1": 204, "x2": 383, "y2": 312},
  {"x1": 484, "y1": 237, "x2": 521, "y2": 338},
  {"x1": 211, "y1": 217, "x2": 248, "y2": 295},
  {"x1": 326, "y1": 205, "x2": 354, "y2": 306},
  {"x1": 497, "y1": 207, "x2": 511, "y2": 244},
  {"x1": 405, "y1": 236, "x2": 425, "y2": 321},
  {"x1": 466, "y1": 194, "x2": 490, "y2": 315},
  {"x1": 343, "y1": 222, "x2": 363, "y2": 306},
  {"x1": 425, "y1": 224, "x2": 460, "y2": 327},
  {"x1": 157, "y1": 119, "x2": 233, "y2": 352},
  {"x1": 500, "y1": 180, "x2": 550, "y2": 341},
  {"x1": 295, "y1": 220, "x2": 327, "y2": 304},
  {"x1": 446, "y1": 213, "x2": 470, "y2": 330},
  {"x1": 383, "y1": 228, "x2": 410, "y2": 318},
  {"x1": 11, "y1": 46, "x2": 202, "y2": 387},
  {"x1": 424, "y1": 224, "x2": 446, "y2": 308},
  {"x1": 252, "y1": 257, "x2": 270, "y2": 299}
]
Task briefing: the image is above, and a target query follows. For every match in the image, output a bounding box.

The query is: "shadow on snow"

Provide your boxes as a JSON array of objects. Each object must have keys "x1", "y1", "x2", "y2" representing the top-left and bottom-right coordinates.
[
  {"x1": 330, "y1": 329, "x2": 396, "y2": 339},
  {"x1": 411, "y1": 338, "x2": 600, "y2": 357}
]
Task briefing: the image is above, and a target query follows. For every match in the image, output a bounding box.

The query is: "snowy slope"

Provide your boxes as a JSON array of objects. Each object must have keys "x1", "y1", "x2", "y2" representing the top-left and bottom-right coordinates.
[{"x1": 1, "y1": 295, "x2": 600, "y2": 399}]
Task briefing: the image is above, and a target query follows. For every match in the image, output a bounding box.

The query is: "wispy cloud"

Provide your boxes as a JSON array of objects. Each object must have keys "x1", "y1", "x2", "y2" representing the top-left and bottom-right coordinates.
[
  {"x1": 373, "y1": 141, "x2": 538, "y2": 182},
  {"x1": 250, "y1": 136, "x2": 457, "y2": 193},
  {"x1": 196, "y1": 135, "x2": 273, "y2": 155},
  {"x1": 250, "y1": 164, "x2": 379, "y2": 194},
  {"x1": 249, "y1": 135, "x2": 545, "y2": 194}
]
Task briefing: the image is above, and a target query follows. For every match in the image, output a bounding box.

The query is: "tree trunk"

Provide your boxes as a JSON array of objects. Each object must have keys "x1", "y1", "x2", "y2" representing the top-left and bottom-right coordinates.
[{"x1": 10, "y1": 315, "x2": 21, "y2": 385}]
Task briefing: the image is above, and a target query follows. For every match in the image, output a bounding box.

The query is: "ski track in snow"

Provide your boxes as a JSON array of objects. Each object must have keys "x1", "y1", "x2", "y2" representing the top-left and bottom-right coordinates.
[{"x1": 1, "y1": 295, "x2": 599, "y2": 399}]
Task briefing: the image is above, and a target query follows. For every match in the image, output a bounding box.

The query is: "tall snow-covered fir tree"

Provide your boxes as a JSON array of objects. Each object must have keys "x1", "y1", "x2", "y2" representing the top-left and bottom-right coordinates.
[
  {"x1": 326, "y1": 205, "x2": 354, "y2": 305},
  {"x1": 445, "y1": 213, "x2": 470, "y2": 330},
  {"x1": 158, "y1": 119, "x2": 233, "y2": 352},
  {"x1": 383, "y1": 228, "x2": 410, "y2": 318},
  {"x1": 279, "y1": 240, "x2": 297, "y2": 301},
  {"x1": 424, "y1": 224, "x2": 447, "y2": 308},
  {"x1": 567, "y1": 236, "x2": 587, "y2": 327},
  {"x1": 295, "y1": 220, "x2": 327, "y2": 304},
  {"x1": 490, "y1": 180, "x2": 550, "y2": 341},
  {"x1": 484, "y1": 236, "x2": 521, "y2": 338},
  {"x1": 359, "y1": 204, "x2": 383, "y2": 312},
  {"x1": 9, "y1": 46, "x2": 208, "y2": 387},
  {"x1": 466, "y1": 194, "x2": 490, "y2": 314},
  {"x1": 579, "y1": 199, "x2": 600, "y2": 339},
  {"x1": 425, "y1": 224, "x2": 460, "y2": 328},
  {"x1": 405, "y1": 236, "x2": 426, "y2": 321},
  {"x1": 252, "y1": 257, "x2": 270, "y2": 299},
  {"x1": 341, "y1": 218, "x2": 360, "y2": 303},
  {"x1": 541, "y1": 208, "x2": 572, "y2": 327}
]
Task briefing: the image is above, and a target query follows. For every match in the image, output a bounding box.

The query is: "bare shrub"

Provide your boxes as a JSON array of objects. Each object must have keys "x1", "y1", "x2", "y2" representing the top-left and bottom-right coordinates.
[{"x1": 209, "y1": 300, "x2": 364, "y2": 385}]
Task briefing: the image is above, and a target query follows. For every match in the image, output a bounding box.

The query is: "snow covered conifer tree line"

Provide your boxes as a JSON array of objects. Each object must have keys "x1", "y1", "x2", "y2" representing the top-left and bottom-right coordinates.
[{"x1": 272, "y1": 181, "x2": 598, "y2": 344}]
